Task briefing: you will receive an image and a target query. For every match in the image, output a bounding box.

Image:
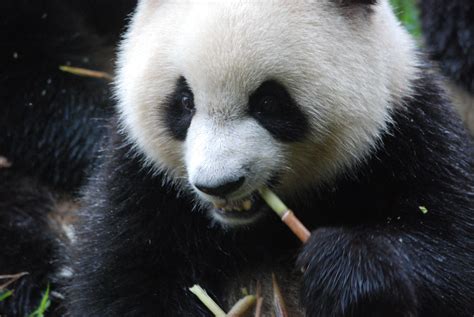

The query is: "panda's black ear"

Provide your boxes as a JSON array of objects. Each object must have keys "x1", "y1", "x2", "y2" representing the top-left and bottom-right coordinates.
[
  {"x1": 334, "y1": 0, "x2": 378, "y2": 12},
  {"x1": 338, "y1": 0, "x2": 377, "y2": 5}
]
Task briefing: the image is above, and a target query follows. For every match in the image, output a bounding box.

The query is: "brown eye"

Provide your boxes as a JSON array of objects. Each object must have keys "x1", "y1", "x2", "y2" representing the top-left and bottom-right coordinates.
[{"x1": 180, "y1": 94, "x2": 194, "y2": 112}]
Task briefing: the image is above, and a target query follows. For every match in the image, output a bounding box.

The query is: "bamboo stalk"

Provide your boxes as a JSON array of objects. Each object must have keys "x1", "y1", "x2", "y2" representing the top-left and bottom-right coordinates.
[
  {"x1": 254, "y1": 281, "x2": 263, "y2": 317},
  {"x1": 258, "y1": 188, "x2": 311, "y2": 243},
  {"x1": 189, "y1": 285, "x2": 226, "y2": 317},
  {"x1": 227, "y1": 295, "x2": 256, "y2": 316},
  {"x1": 59, "y1": 66, "x2": 113, "y2": 81},
  {"x1": 281, "y1": 210, "x2": 311, "y2": 243},
  {"x1": 272, "y1": 274, "x2": 289, "y2": 317},
  {"x1": 0, "y1": 272, "x2": 29, "y2": 290}
]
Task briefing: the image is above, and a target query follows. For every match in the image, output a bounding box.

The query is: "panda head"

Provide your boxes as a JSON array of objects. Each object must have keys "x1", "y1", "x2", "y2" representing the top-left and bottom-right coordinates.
[{"x1": 116, "y1": 0, "x2": 418, "y2": 226}]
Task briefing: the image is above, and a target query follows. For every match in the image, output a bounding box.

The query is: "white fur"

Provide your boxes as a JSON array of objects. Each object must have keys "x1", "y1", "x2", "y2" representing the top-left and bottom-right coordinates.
[
  {"x1": 185, "y1": 114, "x2": 282, "y2": 198},
  {"x1": 116, "y1": 0, "x2": 419, "y2": 224}
]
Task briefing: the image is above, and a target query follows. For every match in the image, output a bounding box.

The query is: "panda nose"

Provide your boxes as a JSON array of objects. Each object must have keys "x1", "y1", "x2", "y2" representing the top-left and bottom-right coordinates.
[{"x1": 195, "y1": 177, "x2": 245, "y2": 197}]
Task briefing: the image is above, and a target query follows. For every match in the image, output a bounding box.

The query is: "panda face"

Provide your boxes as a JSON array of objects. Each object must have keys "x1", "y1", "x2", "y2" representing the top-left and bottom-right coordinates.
[{"x1": 116, "y1": 0, "x2": 417, "y2": 226}]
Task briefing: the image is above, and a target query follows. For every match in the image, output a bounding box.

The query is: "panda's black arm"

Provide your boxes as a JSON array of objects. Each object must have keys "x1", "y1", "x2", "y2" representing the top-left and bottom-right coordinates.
[
  {"x1": 297, "y1": 226, "x2": 420, "y2": 317},
  {"x1": 66, "y1": 134, "x2": 226, "y2": 316},
  {"x1": 297, "y1": 215, "x2": 474, "y2": 317}
]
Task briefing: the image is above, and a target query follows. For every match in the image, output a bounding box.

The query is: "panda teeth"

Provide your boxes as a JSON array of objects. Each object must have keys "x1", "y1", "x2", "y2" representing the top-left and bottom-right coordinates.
[
  {"x1": 214, "y1": 198, "x2": 253, "y2": 213},
  {"x1": 229, "y1": 202, "x2": 243, "y2": 212},
  {"x1": 225, "y1": 206, "x2": 239, "y2": 212},
  {"x1": 213, "y1": 202, "x2": 225, "y2": 209},
  {"x1": 242, "y1": 200, "x2": 252, "y2": 211}
]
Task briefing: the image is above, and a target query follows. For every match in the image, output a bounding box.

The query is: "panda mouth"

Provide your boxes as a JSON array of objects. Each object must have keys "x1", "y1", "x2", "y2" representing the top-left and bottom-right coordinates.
[{"x1": 210, "y1": 192, "x2": 265, "y2": 221}]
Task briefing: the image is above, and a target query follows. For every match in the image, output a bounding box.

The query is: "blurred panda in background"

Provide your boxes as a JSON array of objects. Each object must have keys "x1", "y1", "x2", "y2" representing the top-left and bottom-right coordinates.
[
  {"x1": 0, "y1": 1, "x2": 135, "y2": 315},
  {"x1": 420, "y1": 0, "x2": 474, "y2": 134}
]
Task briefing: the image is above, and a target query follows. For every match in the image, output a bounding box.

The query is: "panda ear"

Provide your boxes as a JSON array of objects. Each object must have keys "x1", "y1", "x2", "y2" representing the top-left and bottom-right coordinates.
[
  {"x1": 334, "y1": 0, "x2": 378, "y2": 12},
  {"x1": 337, "y1": 0, "x2": 377, "y2": 5}
]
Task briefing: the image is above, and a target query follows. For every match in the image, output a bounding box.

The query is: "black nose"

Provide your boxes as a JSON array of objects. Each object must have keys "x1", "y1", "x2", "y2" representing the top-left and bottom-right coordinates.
[{"x1": 195, "y1": 177, "x2": 245, "y2": 197}]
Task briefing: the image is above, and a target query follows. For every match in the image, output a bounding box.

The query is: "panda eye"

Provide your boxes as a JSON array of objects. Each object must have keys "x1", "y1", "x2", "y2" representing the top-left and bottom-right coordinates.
[
  {"x1": 248, "y1": 80, "x2": 309, "y2": 142},
  {"x1": 180, "y1": 93, "x2": 195, "y2": 112},
  {"x1": 164, "y1": 76, "x2": 196, "y2": 141},
  {"x1": 257, "y1": 96, "x2": 279, "y2": 114}
]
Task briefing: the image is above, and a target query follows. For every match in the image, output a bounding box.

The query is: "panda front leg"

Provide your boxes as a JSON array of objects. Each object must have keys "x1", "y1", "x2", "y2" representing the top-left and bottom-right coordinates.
[
  {"x1": 297, "y1": 227, "x2": 419, "y2": 317},
  {"x1": 68, "y1": 223, "x2": 224, "y2": 316}
]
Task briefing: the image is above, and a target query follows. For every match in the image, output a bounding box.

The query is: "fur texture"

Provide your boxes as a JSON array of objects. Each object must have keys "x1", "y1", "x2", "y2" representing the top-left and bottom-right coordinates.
[
  {"x1": 0, "y1": 172, "x2": 61, "y2": 316},
  {"x1": 116, "y1": 0, "x2": 418, "y2": 193},
  {"x1": 67, "y1": 73, "x2": 474, "y2": 316},
  {"x1": 0, "y1": 0, "x2": 135, "y2": 191},
  {"x1": 0, "y1": 1, "x2": 135, "y2": 315},
  {"x1": 67, "y1": 0, "x2": 473, "y2": 316},
  {"x1": 420, "y1": 0, "x2": 474, "y2": 94},
  {"x1": 420, "y1": 0, "x2": 474, "y2": 134}
]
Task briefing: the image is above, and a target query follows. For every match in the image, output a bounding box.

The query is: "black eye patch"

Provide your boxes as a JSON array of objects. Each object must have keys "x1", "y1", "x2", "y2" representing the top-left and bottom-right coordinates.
[
  {"x1": 248, "y1": 80, "x2": 308, "y2": 142},
  {"x1": 163, "y1": 76, "x2": 195, "y2": 141}
]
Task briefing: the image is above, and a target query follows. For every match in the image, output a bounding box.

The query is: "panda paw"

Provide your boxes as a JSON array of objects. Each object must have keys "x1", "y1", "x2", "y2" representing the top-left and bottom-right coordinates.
[{"x1": 297, "y1": 227, "x2": 418, "y2": 317}]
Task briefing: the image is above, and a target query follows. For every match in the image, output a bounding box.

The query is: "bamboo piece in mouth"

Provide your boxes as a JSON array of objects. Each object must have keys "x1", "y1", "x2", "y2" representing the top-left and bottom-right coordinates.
[{"x1": 258, "y1": 187, "x2": 311, "y2": 243}]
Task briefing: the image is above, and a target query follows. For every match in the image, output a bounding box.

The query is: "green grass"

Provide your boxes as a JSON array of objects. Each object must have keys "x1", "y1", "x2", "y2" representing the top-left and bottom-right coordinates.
[
  {"x1": 28, "y1": 284, "x2": 51, "y2": 317},
  {"x1": 0, "y1": 290, "x2": 13, "y2": 302},
  {"x1": 1, "y1": 284, "x2": 51, "y2": 316},
  {"x1": 390, "y1": 0, "x2": 422, "y2": 38}
]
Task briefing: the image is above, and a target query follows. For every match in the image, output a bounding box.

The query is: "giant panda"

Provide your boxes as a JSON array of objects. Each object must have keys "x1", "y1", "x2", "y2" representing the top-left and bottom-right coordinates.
[
  {"x1": 66, "y1": 0, "x2": 474, "y2": 316},
  {"x1": 420, "y1": 0, "x2": 474, "y2": 134},
  {"x1": 0, "y1": 1, "x2": 135, "y2": 315}
]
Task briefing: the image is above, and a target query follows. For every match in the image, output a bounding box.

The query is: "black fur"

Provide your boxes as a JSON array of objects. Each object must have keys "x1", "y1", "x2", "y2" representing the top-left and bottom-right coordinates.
[
  {"x1": 297, "y1": 72, "x2": 473, "y2": 316},
  {"x1": 336, "y1": 0, "x2": 378, "y2": 7},
  {"x1": 420, "y1": 0, "x2": 474, "y2": 94},
  {"x1": 0, "y1": 0, "x2": 135, "y2": 192},
  {"x1": 165, "y1": 78, "x2": 309, "y2": 143},
  {"x1": 346, "y1": 0, "x2": 377, "y2": 4},
  {"x1": 0, "y1": 1, "x2": 135, "y2": 315},
  {"x1": 0, "y1": 172, "x2": 62, "y2": 316},
  {"x1": 249, "y1": 80, "x2": 309, "y2": 142},
  {"x1": 67, "y1": 70, "x2": 473, "y2": 316},
  {"x1": 66, "y1": 132, "x2": 300, "y2": 316}
]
